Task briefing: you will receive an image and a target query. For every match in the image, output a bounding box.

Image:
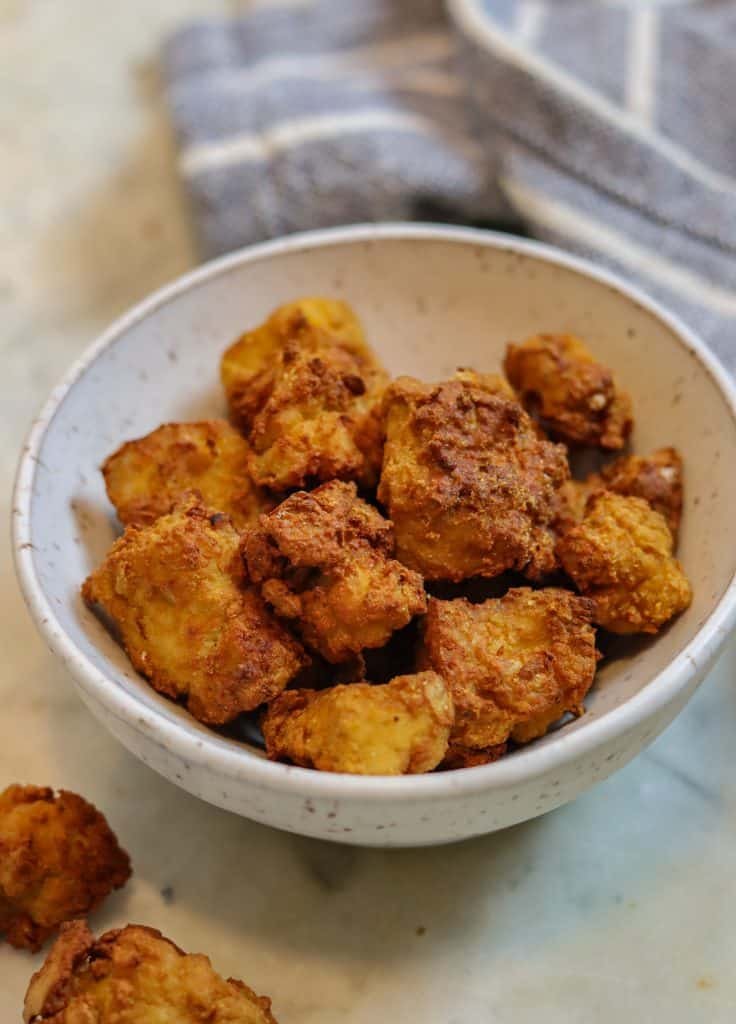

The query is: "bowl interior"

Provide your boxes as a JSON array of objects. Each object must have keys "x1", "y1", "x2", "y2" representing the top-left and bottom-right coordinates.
[{"x1": 24, "y1": 229, "x2": 736, "y2": 765}]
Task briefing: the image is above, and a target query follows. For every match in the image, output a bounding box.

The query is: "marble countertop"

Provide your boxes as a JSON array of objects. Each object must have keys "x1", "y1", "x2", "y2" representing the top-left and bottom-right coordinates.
[{"x1": 2, "y1": 3, "x2": 736, "y2": 1020}]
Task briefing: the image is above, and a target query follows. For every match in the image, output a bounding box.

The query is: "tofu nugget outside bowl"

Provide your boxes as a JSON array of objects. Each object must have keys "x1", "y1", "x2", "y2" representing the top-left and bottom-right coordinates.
[{"x1": 13, "y1": 224, "x2": 736, "y2": 847}]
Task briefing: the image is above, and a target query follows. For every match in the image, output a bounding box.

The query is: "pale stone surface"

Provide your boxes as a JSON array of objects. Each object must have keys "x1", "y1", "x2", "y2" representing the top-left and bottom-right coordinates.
[{"x1": 2, "y1": 3, "x2": 736, "y2": 1020}]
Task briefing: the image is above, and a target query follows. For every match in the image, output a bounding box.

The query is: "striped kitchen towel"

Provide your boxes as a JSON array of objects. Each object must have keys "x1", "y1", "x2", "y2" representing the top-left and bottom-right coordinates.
[{"x1": 162, "y1": 0, "x2": 736, "y2": 370}]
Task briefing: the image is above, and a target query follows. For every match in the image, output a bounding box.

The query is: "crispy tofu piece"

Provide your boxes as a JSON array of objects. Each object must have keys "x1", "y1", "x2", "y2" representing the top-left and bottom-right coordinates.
[
  {"x1": 261, "y1": 672, "x2": 453, "y2": 774},
  {"x1": 221, "y1": 297, "x2": 367, "y2": 428},
  {"x1": 453, "y1": 368, "x2": 516, "y2": 400},
  {"x1": 0, "y1": 786, "x2": 130, "y2": 952},
  {"x1": 377, "y1": 373, "x2": 569, "y2": 582},
  {"x1": 556, "y1": 491, "x2": 692, "y2": 633},
  {"x1": 82, "y1": 499, "x2": 307, "y2": 725},
  {"x1": 596, "y1": 447, "x2": 683, "y2": 538},
  {"x1": 504, "y1": 333, "x2": 633, "y2": 450},
  {"x1": 24, "y1": 920, "x2": 277, "y2": 1023},
  {"x1": 102, "y1": 420, "x2": 267, "y2": 529},
  {"x1": 440, "y1": 743, "x2": 508, "y2": 770},
  {"x1": 242, "y1": 480, "x2": 426, "y2": 663},
  {"x1": 554, "y1": 448, "x2": 683, "y2": 540},
  {"x1": 552, "y1": 478, "x2": 593, "y2": 534},
  {"x1": 421, "y1": 588, "x2": 598, "y2": 758},
  {"x1": 221, "y1": 298, "x2": 388, "y2": 490}
]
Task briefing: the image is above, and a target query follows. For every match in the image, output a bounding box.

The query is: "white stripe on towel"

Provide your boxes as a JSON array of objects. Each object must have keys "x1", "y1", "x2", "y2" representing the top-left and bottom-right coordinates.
[
  {"x1": 249, "y1": 0, "x2": 314, "y2": 10},
  {"x1": 515, "y1": 1, "x2": 544, "y2": 47},
  {"x1": 501, "y1": 175, "x2": 736, "y2": 317},
  {"x1": 626, "y1": 6, "x2": 658, "y2": 125},
  {"x1": 450, "y1": 0, "x2": 736, "y2": 197},
  {"x1": 181, "y1": 109, "x2": 478, "y2": 175}
]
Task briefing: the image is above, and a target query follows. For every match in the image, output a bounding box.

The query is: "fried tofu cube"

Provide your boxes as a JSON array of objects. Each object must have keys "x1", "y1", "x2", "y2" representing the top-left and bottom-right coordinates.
[
  {"x1": 504, "y1": 333, "x2": 633, "y2": 450},
  {"x1": 82, "y1": 499, "x2": 307, "y2": 725},
  {"x1": 440, "y1": 743, "x2": 508, "y2": 770},
  {"x1": 0, "y1": 786, "x2": 130, "y2": 952},
  {"x1": 24, "y1": 920, "x2": 277, "y2": 1024},
  {"x1": 556, "y1": 491, "x2": 692, "y2": 633},
  {"x1": 221, "y1": 297, "x2": 367, "y2": 428},
  {"x1": 554, "y1": 447, "x2": 683, "y2": 541},
  {"x1": 102, "y1": 420, "x2": 267, "y2": 529},
  {"x1": 377, "y1": 373, "x2": 570, "y2": 582},
  {"x1": 221, "y1": 297, "x2": 388, "y2": 490},
  {"x1": 421, "y1": 588, "x2": 598, "y2": 759},
  {"x1": 552, "y1": 478, "x2": 593, "y2": 535},
  {"x1": 453, "y1": 367, "x2": 516, "y2": 400},
  {"x1": 242, "y1": 480, "x2": 426, "y2": 663},
  {"x1": 247, "y1": 329, "x2": 386, "y2": 490},
  {"x1": 596, "y1": 446, "x2": 683, "y2": 539},
  {"x1": 261, "y1": 672, "x2": 453, "y2": 774}
]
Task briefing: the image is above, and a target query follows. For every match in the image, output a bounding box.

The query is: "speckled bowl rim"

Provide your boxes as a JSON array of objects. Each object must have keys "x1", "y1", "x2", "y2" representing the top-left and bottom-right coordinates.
[{"x1": 12, "y1": 223, "x2": 736, "y2": 803}]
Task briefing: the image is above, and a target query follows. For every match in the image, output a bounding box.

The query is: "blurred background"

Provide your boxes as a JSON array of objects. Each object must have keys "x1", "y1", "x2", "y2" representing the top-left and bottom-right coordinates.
[{"x1": 2, "y1": 3, "x2": 201, "y2": 476}]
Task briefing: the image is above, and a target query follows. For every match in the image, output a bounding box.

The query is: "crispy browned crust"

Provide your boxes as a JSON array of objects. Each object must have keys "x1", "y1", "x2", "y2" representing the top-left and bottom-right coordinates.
[
  {"x1": 554, "y1": 448, "x2": 683, "y2": 541},
  {"x1": 596, "y1": 447, "x2": 683, "y2": 539},
  {"x1": 242, "y1": 480, "x2": 427, "y2": 663},
  {"x1": 247, "y1": 330, "x2": 387, "y2": 490},
  {"x1": 0, "y1": 787, "x2": 130, "y2": 953},
  {"x1": 24, "y1": 922, "x2": 278, "y2": 1023},
  {"x1": 220, "y1": 297, "x2": 388, "y2": 490},
  {"x1": 440, "y1": 743, "x2": 508, "y2": 770},
  {"x1": 552, "y1": 478, "x2": 593, "y2": 535},
  {"x1": 377, "y1": 372, "x2": 569, "y2": 582},
  {"x1": 504, "y1": 333, "x2": 633, "y2": 450},
  {"x1": 24, "y1": 920, "x2": 95, "y2": 1020},
  {"x1": 453, "y1": 368, "x2": 516, "y2": 400},
  {"x1": 262, "y1": 672, "x2": 453, "y2": 775},
  {"x1": 102, "y1": 419, "x2": 269, "y2": 529},
  {"x1": 421, "y1": 588, "x2": 598, "y2": 754},
  {"x1": 556, "y1": 491, "x2": 692, "y2": 634},
  {"x1": 82, "y1": 498, "x2": 308, "y2": 724},
  {"x1": 221, "y1": 297, "x2": 364, "y2": 428}
]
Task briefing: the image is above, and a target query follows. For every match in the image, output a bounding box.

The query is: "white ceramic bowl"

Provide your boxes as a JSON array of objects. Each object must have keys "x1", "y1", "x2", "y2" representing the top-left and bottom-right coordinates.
[{"x1": 13, "y1": 224, "x2": 736, "y2": 847}]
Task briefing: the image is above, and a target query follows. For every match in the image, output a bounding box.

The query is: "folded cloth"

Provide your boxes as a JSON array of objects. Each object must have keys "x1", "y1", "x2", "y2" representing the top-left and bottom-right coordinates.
[{"x1": 162, "y1": 0, "x2": 736, "y2": 370}]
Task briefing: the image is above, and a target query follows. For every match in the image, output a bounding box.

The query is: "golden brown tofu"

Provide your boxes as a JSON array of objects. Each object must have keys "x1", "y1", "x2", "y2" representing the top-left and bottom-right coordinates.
[
  {"x1": 247, "y1": 332, "x2": 387, "y2": 491},
  {"x1": 102, "y1": 420, "x2": 268, "y2": 529},
  {"x1": 440, "y1": 743, "x2": 508, "y2": 770},
  {"x1": 377, "y1": 374, "x2": 569, "y2": 582},
  {"x1": 221, "y1": 297, "x2": 388, "y2": 490},
  {"x1": 242, "y1": 480, "x2": 426, "y2": 663},
  {"x1": 504, "y1": 333, "x2": 633, "y2": 450},
  {"x1": 221, "y1": 297, "x2": 367, "y2": 428},
  {"x1": 24, "y1": 920, "x2": 277, "y2": 1024},
  {"x1": 552, "y1": 478, "x2": 593, "y2": 534},
  {"x1": 421, "y1": 588, "x2": 598, "y2": 758},
  {"x1": 554, "y1": 448, "x2": 683, "y2": 540},
  {"x1": 261, "y1": 672, "x2": 453, "y2": 774},
  {"x1": 556, "y1": 491, "x2": 692, "y2": 633},
  {"x1": 82, "y1": 498, "x2": 307, "y2": 725},
  {"x1": 453, "y1": 367, "x2": 516, "y2": 400},
  {"x1": 596, "y1": 447, "x2": 683, "y2": 539},
  {"x1": 0, "y1": 786, "x2": 130, "y2": 953}
]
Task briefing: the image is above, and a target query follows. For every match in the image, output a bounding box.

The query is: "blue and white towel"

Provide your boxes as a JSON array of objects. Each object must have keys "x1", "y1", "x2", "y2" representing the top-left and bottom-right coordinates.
[{"x1": 162, "y1": 0, "x2": 736, "y2": 370}]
